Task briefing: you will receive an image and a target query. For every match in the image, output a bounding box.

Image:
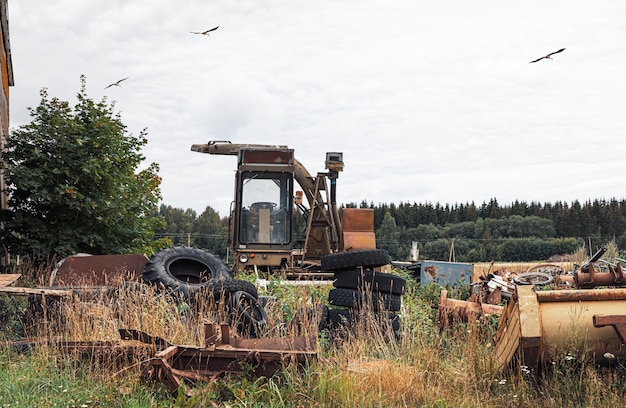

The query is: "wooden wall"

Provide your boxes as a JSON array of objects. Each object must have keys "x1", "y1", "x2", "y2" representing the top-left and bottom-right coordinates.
[{"x1": 0, "y1": 0, "x2": 13, "y2": 210}]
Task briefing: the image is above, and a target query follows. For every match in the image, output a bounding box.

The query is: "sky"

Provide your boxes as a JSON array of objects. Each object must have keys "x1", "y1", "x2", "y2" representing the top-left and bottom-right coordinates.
[{"x1": 6, "y1": 1, "x2": 626, "y2": 217}]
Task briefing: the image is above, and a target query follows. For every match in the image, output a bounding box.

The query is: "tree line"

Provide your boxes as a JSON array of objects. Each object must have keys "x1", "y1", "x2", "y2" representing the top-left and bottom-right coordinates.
[
  {"x1": 356, "y1": 198, "x2": 626, "y2": 262},
  {"x1": 154, "y1": 197, "x2": 626, "y2": 264}
]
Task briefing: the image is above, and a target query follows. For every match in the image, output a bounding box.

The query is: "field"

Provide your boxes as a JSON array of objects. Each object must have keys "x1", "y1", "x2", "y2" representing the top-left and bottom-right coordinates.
[{"x1": 2, "y1": 263, "x2": 626, "y2": 407}]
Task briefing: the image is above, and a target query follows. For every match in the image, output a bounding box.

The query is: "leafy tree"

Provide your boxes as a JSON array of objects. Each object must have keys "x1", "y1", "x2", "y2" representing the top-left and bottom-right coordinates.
[
  {"x1": 376, "y1": 211, "x2": 402, "y2": 260},
  {"x1": 423, "y1": 238, "x2": 453, "y2": 261},
  {"x1": 156, "y1": 204, "x2": 198, "y2": 244},
  {"x1": 1, "y1": 77, "x2": 163, "y2": 262},
  {"x1": 193, "y1": 206, "x2": 228, "y2": 258}
]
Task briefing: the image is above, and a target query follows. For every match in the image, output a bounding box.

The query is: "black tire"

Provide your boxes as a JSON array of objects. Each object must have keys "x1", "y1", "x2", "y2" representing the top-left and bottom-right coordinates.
[
  {"x1": 328, "y1": 288, "x2": 402, "y2": 312},
  {"x1": 321, "y1": 249, "x2": 390, "y2": 271},
  {"x1": 228, "y1": 291, "x2": 268, "y2": 338},
  {"x1": 26, "y1": 294, "x2": 61, "y2": 323},
  {"x1": 384, "y1": 312, "x2": 401, "y2": 332},
  {"x1": 291, "y1": 304, "x2": 329, "y2": 334},
  {"x1": 327, "y1": 308, "x2": 354, "y2": 328},
  {"x1": 142, "y1": 247, "x2": 233, "y2": 299},
  {"x1": 327, "y1": 309, "x2": 400, "y2": 332},
  {"x1": 204, "y1": 279, "x2": 258, "y2": 301},
  {"x1": 333, "y1": 269, "x2": 406, "y2": 295}
]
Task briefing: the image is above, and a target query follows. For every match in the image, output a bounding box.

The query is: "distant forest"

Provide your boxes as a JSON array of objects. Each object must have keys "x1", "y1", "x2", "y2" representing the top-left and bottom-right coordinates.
[
  {"x1": 354, "y1": 198, "x2": 626, "y2": 262},
  {"x1": 157, "y1": 198, "x2": 626, "y2": 263}
]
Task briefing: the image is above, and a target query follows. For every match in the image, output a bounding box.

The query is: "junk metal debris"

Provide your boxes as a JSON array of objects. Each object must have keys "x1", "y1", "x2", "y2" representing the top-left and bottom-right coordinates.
[
  {"x1": 437, "y1": 289, "x2": 503, "y2": 331},
  {"x1": 495, "y1": 285, "x2": 626, "y2": 372},
  {"x1": 12, "y1": 323, "x2": 317, "y2": 397},
  {"x1": 593, "y1": 314, "x2": 626, "y2": 344},
  {"x1": 138, "y1": 323, "x2": 316, "y2": 395}
]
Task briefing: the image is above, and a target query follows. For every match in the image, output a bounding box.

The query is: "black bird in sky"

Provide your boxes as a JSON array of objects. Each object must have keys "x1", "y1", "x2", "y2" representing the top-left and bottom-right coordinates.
[
  {"x1": 104, "y1": 77, "x2": 129, "y2": 89},
  {"x1": 190, "y1": 26, "x2": 219, "y2": 36},
  {"x1": 529, "y1": 48, "x2": 566, "y2": 63}
]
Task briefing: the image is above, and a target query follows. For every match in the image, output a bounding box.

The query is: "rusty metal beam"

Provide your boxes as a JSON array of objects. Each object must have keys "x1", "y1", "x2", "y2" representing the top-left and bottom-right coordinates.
[{"x1": 593, "y1": 314, "x2": 626, "y2": 344}]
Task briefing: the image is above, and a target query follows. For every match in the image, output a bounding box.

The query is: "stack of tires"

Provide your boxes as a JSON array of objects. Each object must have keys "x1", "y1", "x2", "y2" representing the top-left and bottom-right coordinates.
[
  {"x1": 321, "y1": 249, "x2": 405, "y2": 340},
  {"x1": 142, "y1": 246, "x2": 267, "y2": 337}
]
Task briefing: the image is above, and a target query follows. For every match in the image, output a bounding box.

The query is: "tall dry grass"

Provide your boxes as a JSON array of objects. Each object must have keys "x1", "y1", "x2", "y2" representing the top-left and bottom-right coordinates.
[{"x1": 6, "y1": 266, "x2": 626, "y2": 406}]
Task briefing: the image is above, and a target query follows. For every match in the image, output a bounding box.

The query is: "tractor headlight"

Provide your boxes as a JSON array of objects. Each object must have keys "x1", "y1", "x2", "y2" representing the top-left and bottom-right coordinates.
[{"x1": 239, "y1": 254, "x2": 249, "y2": 263}]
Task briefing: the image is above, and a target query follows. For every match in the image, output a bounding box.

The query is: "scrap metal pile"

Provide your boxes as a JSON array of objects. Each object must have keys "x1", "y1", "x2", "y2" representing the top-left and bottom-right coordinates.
[
  {"x1": 436, "y1": 247, "x2": 626, "y2": 372},
  {"x1": 437, "y1": 247, "x2": 625, "y2": 330}
]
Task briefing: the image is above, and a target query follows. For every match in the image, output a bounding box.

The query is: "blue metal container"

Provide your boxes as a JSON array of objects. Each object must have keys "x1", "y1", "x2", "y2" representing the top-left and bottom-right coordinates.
[{"x1": 407, "y1": 260, "x2": 473, "y2": 287}]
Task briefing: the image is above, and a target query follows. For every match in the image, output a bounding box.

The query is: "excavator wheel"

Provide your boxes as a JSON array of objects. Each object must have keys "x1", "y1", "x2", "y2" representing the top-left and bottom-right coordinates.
[{"x1": 321, "y1": 249, "x2": 390, "y2": 271}]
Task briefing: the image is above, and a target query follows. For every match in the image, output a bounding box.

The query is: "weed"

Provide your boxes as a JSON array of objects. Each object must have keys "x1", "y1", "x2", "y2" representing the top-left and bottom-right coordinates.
[{"x1": 3, "y1": 266, "x2": 626, "y2": 406}]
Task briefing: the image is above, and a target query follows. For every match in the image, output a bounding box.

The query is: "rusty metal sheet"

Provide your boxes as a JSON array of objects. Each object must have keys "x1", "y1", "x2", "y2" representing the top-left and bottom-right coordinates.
[
  {"x1": 52, "y1": 254, "x2": 148, "y2": 286},
  {"x1": 340, "y1": 231, "x2": 376, "y2": 251},
  {"x1": 341, "y1": 208, "x2": 374, "y2": 232},
  {"x1": 0, "y1": 273, "x2": 21, "y2": 287}
]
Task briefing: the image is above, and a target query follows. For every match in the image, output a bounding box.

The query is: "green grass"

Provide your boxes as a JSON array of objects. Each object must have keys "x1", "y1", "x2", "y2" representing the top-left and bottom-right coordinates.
[{"x1": 3, "y1": 268, "x2": 626, "y2": 407}]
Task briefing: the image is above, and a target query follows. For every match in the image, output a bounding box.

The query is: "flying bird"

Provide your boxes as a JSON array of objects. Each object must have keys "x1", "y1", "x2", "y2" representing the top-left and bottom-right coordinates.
[
  {"x1": 104, "y1": 77, "x2": 129, "y2": 89},
  {"x1": 529, "y1": 48, "x2": 566, "y2": 63},
  {"x1": 190, "y1": 26, "x2": 219, "y2": 36}
]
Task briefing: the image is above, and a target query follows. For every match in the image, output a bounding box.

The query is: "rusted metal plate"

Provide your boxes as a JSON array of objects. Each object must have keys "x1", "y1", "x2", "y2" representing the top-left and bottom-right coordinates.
[
  {"x1": 0, "y1": 273, "x2": 21, "y2": 287},
  {"x1": 341, "y1": 231, "x2": 376, "y2": 251},
  {"x1": 341, "y1": 208, "x2": 374, "y2": 232},
  {"x1": 340, "y1": 208, "x2": 376, "y2": 251},
  {"x1": 240, "y1": 149, "x2": 294, "y2": 165},
  {"x1": 51, "y1": 254, "x2": 148, "y2": 286}
]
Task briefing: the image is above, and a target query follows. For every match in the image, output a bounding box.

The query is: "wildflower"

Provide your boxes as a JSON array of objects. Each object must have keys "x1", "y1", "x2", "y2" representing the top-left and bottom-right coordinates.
[
  {"x1": 604, "y1": 352, "x2": 616, "y2": 359},
  {"x1": 520, "y1": 365, "x2": 531, "y2": 375},
  {"x1": 498, "y1": 379, "x2": 506, "y2": 385},
  {"x1": 565, "y1": 353, "x2": 574, "y2": 361}
]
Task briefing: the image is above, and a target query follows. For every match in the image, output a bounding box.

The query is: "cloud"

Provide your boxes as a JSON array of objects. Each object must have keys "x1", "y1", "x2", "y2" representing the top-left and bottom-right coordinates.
[{"x1": 7, "y1": 0, "x2": 626, "y2": 217}]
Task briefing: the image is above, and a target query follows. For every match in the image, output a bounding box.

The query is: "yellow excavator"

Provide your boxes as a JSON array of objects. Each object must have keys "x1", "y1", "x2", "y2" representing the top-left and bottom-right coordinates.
[{"x1": 191, "y1": 141, "x2": 377, "y2": 276}]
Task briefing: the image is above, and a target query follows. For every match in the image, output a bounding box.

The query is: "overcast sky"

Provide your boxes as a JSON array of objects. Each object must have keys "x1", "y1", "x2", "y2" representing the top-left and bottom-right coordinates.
[{"x1": 7, "y1": 1, "x2": 626, "y2": 217}]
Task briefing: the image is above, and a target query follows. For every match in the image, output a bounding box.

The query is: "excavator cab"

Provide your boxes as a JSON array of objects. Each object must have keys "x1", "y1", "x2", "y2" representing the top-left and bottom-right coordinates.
[
  {"x1": 239, "y1": 180, "x2": 291, "y2": 245},
  {"x1": 231, "y1": 147, "x2": 296, "y2": 272}
]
